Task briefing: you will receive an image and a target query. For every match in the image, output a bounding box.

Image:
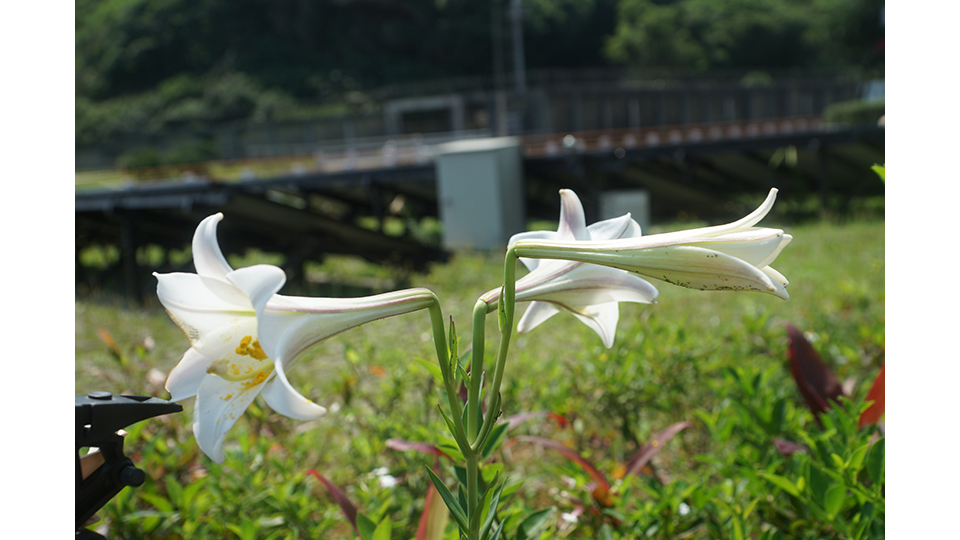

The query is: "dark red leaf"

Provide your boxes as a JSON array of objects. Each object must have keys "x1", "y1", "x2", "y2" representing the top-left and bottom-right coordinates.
[
  {"x1": 622, "y1": 421, "x2": 691, "y2": 478},
  {"x1": 385, "y1": 439, "x2": 453, "y2": 461},
  {"x1": 511, "y1": 436, "x2": 611, "y2": 490},
  {"x1": 773, "y1": 438, "x2": 806, "y2": 456},
  {"x1": 305, "y1": 469, "x2": 360, "y2": 537},
  {"x1": 501, "y1": 411, "x2": 567, "y2": 430},
  {"x1": 859, "y1": 364, "x2": 885, "y2": 428},
  {"x1": 785, "y1": 324, "x2": 844, "y2": 416}
]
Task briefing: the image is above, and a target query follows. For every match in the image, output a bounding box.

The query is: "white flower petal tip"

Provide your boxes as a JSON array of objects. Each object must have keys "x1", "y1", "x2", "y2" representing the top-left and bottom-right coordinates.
[
  {"x1": 193, "y1": 213, "x2": 233, "y2": 280},
  {"x1": 262, "y1": 372, "x2": 328, "y2": 421},
  {"x1": 511, "y1": 190, "x2": 793, "y2": 301}
]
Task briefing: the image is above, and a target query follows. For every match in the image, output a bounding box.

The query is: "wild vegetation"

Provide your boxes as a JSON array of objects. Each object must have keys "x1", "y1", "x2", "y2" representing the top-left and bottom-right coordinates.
[{"x1": 76, "y1": 216, "x2": 884, "y2": 539}]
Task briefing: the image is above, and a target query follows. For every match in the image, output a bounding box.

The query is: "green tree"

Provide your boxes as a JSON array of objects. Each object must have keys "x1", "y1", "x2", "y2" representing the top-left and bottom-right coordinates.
[{"x1": 604, "y1": 0, "x2": 884, "y2": 71}]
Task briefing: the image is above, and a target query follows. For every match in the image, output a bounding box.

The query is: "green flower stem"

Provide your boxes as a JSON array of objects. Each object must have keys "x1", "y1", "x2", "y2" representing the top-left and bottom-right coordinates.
[
  {"x1": 468, "y1": 299, "x2": 488, "y2": 442},
  {"x1": 473, "y1": 249, "x2": 518, "y2": 453}
]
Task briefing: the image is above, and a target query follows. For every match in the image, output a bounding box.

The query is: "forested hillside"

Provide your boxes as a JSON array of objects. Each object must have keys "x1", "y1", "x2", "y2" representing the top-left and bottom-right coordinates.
[{"x1": 76, "y1": 0, "x2": 883, "y2": 144}]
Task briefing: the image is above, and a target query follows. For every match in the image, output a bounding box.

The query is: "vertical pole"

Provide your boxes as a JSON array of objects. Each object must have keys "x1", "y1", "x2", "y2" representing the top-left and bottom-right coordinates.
[{"x1": 510, "y1": 0, "x2": 526, "y2": 95}]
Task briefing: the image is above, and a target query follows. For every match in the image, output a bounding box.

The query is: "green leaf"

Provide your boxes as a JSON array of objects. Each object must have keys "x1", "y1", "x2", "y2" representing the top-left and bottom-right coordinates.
[
  {"x1": 449, "y1": 317, "x2": 459, "y2": 374},
  {"x1": 732, "y1": 515, "x2": 744, "y2": 540},
  {"x1": 357, "y1": 514, "x2": 377, "y2": 540},
  {"x1": 742, "y1": 498, "x2": 760, "y2": 520},
  {"x1": 437, "y1": 405, "x2": 462, "y2": 445},
  {"x1": 345, "y1": 344, "x2": 362, "y2": 365},
  {"x1": 866, "y1": 438, "x2": 885, "y2": 485},
  {"x1": 823, "y1": 484, "x2": 846, "y2": 519},
  {"x1": 479, "y1": 477, "x2": 506, "y2": 540},
  {"x1": 599, "y1": 524, "x2": 616, "y2": 540},
  {"x1": 371, "y1": 517, "x2": 392, "y2": 540},
  {"x1": 808, "y1": 465, "x2": 831, "y2": 501},
  {"x1": 487, "y1": 520, "x2": 505, "y2": 540},
  {"x1": 497, "y1": 287, "x2": 507, "y2": 332},
  {"x1": 849, "y1": 442, "x2": 871, "y2": 473},
  {"x1": 416, "y1": 358, "x2": 444, "y2": 383},
  {"x1": 480, "y1": 422, "x2": 510, "y2": 460},
  {"x1": 425, "y1": 466, "x2": 469, "y2": 532},
  {"x1": 140, "y1": 492, "x2": 174, "y2": 514},
  {"x1": 516, "y1": 507, "x2": 555, "y2": 540},
  {"x1": 871, "y1": 164, "x2": 885, "y2": 182},
  {"x1": 758, "y1": 472, "x2": 800, "y2": 497}
]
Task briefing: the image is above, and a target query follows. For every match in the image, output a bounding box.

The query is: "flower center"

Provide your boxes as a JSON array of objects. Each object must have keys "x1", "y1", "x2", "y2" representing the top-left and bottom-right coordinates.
[{"x1": 207, "y1": 335, "x2": 274, "y2": 387}]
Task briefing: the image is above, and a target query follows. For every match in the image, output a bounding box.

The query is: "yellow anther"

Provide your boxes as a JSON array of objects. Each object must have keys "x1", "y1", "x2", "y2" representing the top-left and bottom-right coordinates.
[{"x1": 236, "y1": 335, "x2": 269, "y2": 361}]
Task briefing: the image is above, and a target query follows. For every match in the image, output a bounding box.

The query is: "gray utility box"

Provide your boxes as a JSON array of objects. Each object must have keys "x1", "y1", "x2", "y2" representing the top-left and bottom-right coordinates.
[
  {"x1": 433, "y1": 137, "x2": 525, "y2": 250},
  {"x1": 600, "y1": 189, "x2": 651, "y2": 234}
]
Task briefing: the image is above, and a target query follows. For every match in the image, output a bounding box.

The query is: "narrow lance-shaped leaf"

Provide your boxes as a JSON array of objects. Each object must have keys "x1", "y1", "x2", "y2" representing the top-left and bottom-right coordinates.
[
  {"x1": 497, "y1": 286, "x2": 507, "y2": 332},
  {"x1": 306, "y1": 469, "x2": 360, "y2": 537},
  {"x1": 512, "y1": 436, "x2": 613, "y2": 505},
  {"x1": 425, "y1": 466, "x2": 469, "y2": 532},
  {"x1": 448, "y1": 316, "x2": 459, "y2": 376},
  {"x1": 785, "y1": 324, "x2": 844, "y2": 417},
  {"x1": 501, "y1": 411, "x2": 568, "y2": 430},
  {"x1": 480, "y1": 477, "x2": 507, "y2": 540},
  {"x1": 416, "y1": 464, "x2": 450, "y2": 540},
  {"x1": 620, "y1": 421, "x2": 692, "y2": 478}
]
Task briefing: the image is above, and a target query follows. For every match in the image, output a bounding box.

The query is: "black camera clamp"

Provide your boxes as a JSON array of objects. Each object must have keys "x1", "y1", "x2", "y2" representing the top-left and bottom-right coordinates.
[{"x1": 75, "y1": 392, "x2": 182, "y2": 539}]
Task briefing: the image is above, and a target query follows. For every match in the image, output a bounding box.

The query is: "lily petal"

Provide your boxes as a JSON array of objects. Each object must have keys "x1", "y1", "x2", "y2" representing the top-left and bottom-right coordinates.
[
  {"x1": 192, "y1": 213, "x2": 234, "y2": 281},
  {"x1": 567, "y1": 302, "x2": 620, "y2": 349},
  {"x1": 260, "y1": 369, "x2": 328, "y2": 420},
  {"x1": 516, "y1": 263, "x2": 659, "y2": 307},
  {"x1": 586, "y1": 212, "x2": 642, "y2": 241},
  {"x1": 165, "y1": 347, "x2": 214, "y2": 402},
  {"x1": 687, "y1": 230, "x2": 791, "y2": 268},
  {"x1": 193, "y1": 373, "x2": 270, "y2": 463},
  {"x1": 257, "y1": 289, "x2": 436, "y2": 363},
  {"x1": 226, "y1": 265, "x2": 288, "y2": 315},
  {"x1": 516, "y1": 301, "x2": 561, "y2": 334},
  {"x1": 557, "y1": 189, "x2": 590, "y2": 241}
]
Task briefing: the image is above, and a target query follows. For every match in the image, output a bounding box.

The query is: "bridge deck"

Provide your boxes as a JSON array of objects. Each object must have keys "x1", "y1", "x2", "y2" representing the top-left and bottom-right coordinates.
[{"x1": 76, "y1": 115, "x2": 884, "y2": 300}]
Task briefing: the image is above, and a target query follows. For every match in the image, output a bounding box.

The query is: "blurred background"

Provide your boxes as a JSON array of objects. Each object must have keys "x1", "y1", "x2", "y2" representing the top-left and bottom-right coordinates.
[{"x1": 75, "y1": 0, "x2": 885, "y2": 301}]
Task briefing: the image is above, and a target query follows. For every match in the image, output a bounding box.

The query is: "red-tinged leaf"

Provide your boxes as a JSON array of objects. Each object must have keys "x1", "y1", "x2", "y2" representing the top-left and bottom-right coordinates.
[
  {"x1": 386, "y1": 439, "x2": 453, "y2": 461},
  {"x1": 621, "y1": 421, "x2": 691, "y2": 478},
  {"x1": 416, "y1": 466, "x2": 450, "y2": 540},
  {"x1": 305, "y1": 469, "x2": 360, "y2": 537},
  {"x1": 511, "y1": 436, "x2": 611, "y2": 490},
  {"x1": 502, "y1": 411, "x2": 548, "y2": 429},
  {"x1": 548, "y1": 412, "x2": 569, "y2": 428},
  {"x1": 785, "y1": 324, "x2": 844, "y2": 416},
  {"x1": 773, "y1": 438, "x2": 806, "y2": 456},
  {"x1": 859, "y1": 364, "x2": 885, "y2": 428},
  {"x1": 501, "y1": 411, "x2": 569, "y2": 431},
  {"x1": 97, "y1": 328, "x2": 125, "y2": 363}
]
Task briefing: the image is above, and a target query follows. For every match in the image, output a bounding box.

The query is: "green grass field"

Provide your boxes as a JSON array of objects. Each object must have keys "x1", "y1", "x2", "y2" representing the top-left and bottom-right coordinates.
[{"x1": 76, "y1": 218, "x2": 884, "y2": 539}]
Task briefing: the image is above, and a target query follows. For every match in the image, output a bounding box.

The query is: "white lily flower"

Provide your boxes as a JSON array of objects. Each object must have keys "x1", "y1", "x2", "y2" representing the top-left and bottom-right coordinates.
[
  {"x1": 156, "y1": 213, "x2": 436, "y2": 463},
  {"x1": 482, "y1": 189, "x2": 659, "y2": 348},
  {"x1": 512, "y1": 189, "x2": 792, "y2": 299}
]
